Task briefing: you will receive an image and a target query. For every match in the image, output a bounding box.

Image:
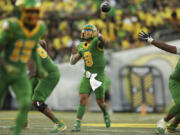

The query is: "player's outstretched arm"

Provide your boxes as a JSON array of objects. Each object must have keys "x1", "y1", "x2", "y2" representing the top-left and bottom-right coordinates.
[
  {"x1": 138, "y1": 31, "x2": 177, "y2": 54},
  {"x1": 94, "y1": 31, "x2": 106, "y2": 48},
  {"x1": 70, "y1": 45, "x2": 81, "y2": 65}
]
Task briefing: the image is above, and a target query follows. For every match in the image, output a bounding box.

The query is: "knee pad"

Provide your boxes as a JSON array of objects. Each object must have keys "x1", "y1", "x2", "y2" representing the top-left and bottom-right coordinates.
[{"x1": 33, "y1": 101, "x2": 47, "y2": 112}]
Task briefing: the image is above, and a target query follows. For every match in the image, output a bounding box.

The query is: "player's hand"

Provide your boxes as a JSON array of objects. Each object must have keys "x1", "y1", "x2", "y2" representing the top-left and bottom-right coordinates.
[
  {"x1": 5, "y1": 64, "x2": 19, "y2": 74},
  {"x1": 93, "y1": 31, "x2": 101, "y2": 38},
  {"x1": 93, "y1": 31, "x2": 99, "y2": 37},
  {"x1": 37, "y1": 69, "x2": 48, "y2": 79},
  {"x1": 39, "y1": 40, "x2": 47, "y2": 50},
  {"x1": 138, "y1": 31, "x2": 154, "y2": 43},
  {"x1": 71, "y1": 45, "x2": 78, "y2": 54}
]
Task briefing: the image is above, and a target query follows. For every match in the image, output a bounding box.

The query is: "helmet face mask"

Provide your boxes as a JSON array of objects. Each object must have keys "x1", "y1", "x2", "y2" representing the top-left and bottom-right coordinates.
[
  {"x1": 81, "y1": 24, "x2": 97, "y2": 41},
  {"x1": 21, "y1": 8, "x2": 40, "y2": 26},
  {"x1": 81, "y1": 29, "x2": 94, "y2": 40},
  {"x1": 15, "y1": 0, "x2": 41, "y2": 26}
]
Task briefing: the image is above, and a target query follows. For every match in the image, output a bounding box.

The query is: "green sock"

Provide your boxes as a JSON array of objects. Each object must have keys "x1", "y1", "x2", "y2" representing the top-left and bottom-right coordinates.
[
  {"x1": 53, "y1": 117, "x2": 60, "y2": 124},
  {"x1": 164, "y1": 104, "x2": 180, "y2": 122},
  {"x1": 100, "y1": 104, "x2": 108, "y2": 116},
  {"x1": 76, "y1": 119, "x2": 81, "y2": 124},
  {"x1": 14, "y1": 107, "x2": 29, "y2": 135},
  {"x1": 77, "y1": 104, "x2": 86, "y2": 119}
]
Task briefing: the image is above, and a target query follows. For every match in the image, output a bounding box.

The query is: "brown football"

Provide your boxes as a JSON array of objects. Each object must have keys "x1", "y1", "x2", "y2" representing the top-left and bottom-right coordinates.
[{"x1": 100, "y1": 1, "x2": 111, "y2": 12}]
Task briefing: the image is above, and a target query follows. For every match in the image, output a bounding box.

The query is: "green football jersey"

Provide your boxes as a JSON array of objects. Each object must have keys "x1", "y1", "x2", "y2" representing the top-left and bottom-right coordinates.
[
  {"x1": 36, "y1": 44, "x2": 58, "y2": 72},
  {"x1": 78, "y1": 37, "x2": 106, "y2": 73},
  {"x1": 0, "y1": 17, "x2": 46, "y2": 73},
  {"x1": 170, "y1": 61, "x2": 180, "y2": 81}
]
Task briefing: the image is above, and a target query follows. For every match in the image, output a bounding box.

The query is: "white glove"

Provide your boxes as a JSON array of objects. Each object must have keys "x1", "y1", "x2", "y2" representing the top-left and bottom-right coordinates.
[{"x1": 138, "y1": 31, "x2": 154, "y2": 43}]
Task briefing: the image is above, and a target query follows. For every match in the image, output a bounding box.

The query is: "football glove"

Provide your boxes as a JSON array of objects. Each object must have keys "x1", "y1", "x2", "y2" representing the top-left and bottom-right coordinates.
[{"x1": 138, "y1": 31, "x2": 154, "y2": 43}]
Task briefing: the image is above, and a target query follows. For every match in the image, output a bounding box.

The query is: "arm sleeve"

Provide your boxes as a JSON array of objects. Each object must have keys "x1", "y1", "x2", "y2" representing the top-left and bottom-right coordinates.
[
  {"x1": 31, "y1": 44, "x2": 44, "y2": 74},
  {"x1": 40, "y1": 21, "x2": 47, "y2": 38},
  {"x1": 91, "y1": 37, "x2": 99, "y2": 45}
]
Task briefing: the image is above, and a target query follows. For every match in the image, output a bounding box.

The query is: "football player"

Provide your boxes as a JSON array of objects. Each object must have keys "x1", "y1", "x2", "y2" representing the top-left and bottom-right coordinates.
[
  {"x1": 0, "y1": 0, "x2": 47, "y2": 135},
  {"x1": 139, "y1": 31, "x2": 180, "y2": 134},
  {"x1": 27, "y1": 40, "x2": 67, "y2": 133},
  {"x1": 70, "y1": 24, "x2": 111, "y2": 132}
]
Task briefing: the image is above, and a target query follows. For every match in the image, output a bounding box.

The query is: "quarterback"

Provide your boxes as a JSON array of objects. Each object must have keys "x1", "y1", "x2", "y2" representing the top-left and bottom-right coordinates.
[{"x1": 70, "y1": 24, "x2": 111, "y2": 132}]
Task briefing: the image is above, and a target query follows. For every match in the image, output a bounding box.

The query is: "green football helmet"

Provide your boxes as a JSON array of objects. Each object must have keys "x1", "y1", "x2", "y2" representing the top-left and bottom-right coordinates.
[
  {"x1": 15, "y1": 0, "x2": 41, "y2": 25},
  {"x1": 81, "y1": 24, "x2": 97, "y2": 40}
]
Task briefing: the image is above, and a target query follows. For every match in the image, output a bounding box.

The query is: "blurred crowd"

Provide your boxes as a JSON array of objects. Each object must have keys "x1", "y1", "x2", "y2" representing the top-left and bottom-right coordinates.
[{"x1": 0, "y1": 0, "x2": 180, "y2": 63}]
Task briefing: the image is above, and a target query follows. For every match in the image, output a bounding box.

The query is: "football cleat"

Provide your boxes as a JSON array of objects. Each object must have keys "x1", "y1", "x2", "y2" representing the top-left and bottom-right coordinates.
[
  {"x1": 165, "y1": 124, "x2": 180, "y2": 134},
  {"x1": 71, "y1": 120, "x2": 81, "y2": 132},
  {"x1": 104, "y1": 114, "x2": 111, "y2": 128},
  {"x1": 156, "y1": 119, "x2": 167, "y2": 134},
  {"x1": 9, "y1": 120, "x2": 30, "y2": 131},
  {"x1": 49, "y1": 122, "x2": 67, "y2": 133}
]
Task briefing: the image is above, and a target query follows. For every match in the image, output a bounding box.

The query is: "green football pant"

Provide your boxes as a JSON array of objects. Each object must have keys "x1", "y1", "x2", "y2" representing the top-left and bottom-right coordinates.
[
  {"x1": 78, "y1": 73, "x2": 105, "y2": 99},
  {"x1": 169, "y1": 79, "x2": 180, "y2": 104},
  {"x1": 0, "y1": 72, "x2": 32, "y2": 135},
  {"x1": 32, "y1": 71, "x2": 60, "y2": 102}
]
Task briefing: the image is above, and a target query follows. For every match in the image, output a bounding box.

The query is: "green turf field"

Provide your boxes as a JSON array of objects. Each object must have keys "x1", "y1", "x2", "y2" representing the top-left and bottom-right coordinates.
[{"x1": 0, "y1": 111, "x2": 171, "y2": 135}]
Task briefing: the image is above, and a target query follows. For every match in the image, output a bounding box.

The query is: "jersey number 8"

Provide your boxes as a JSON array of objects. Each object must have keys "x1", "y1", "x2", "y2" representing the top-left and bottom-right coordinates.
[{"x1": 84, "y1": 51, "x2": 93, "y2": 67}]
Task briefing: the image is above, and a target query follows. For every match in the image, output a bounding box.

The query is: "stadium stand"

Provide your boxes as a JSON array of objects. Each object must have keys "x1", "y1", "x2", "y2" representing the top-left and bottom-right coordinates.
[{"x1": 0, "y1": 0, "x2": 180, "y2": 63}]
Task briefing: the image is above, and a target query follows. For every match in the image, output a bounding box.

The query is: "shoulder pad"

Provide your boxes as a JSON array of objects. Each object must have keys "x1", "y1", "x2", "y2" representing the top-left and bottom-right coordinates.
[
  {"x1": 2, "y1": 18, "x2": 18, "y2": 31},
  {"x1": 39, "y1": 21, "x2": 46, "y2": 27}
]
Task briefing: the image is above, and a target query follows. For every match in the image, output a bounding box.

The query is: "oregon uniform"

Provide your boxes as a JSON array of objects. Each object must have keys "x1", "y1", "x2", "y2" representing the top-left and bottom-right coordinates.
[
  {"x1": 138, "y1": 31, "x2": 180, "y2": 134},
  {"x1": 31, "y1": 44, "x2": 60, "y2": 102},
  {"x1": 104, "y1": 76, "x2": 111, "y2": 102},
  {"x1": 168, "y1": 62, "x2": 180, "y2": 104},
  {"x1": 78, "y1": 37, "x2": 106, "y2": 99},
  {"x1": 29, "y1": 43, "x2": 66, "y2": 133},
  {"x1": 0, "y1": 0, "x2": 46, "y2": 135},
  {"x1": 71, "y1": 24, "x2": 111, "y2": 132}
]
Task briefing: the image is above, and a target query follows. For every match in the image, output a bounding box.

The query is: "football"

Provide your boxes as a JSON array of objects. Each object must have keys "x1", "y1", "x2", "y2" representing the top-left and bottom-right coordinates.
[{"x1": 100, "y1": 1, "x2": 111, "y2": 12}]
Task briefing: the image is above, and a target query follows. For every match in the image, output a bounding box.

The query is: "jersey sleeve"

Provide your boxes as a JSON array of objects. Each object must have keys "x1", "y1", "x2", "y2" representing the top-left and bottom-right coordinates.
[
  {"x1": 31, "y1": 43, "x2": 45, "y2": 75},
  {"x1": 91, "y1": 37, "x2": 99, "y2": 45},
  {"x1": 0, "y1": 20, "x2": 12, "y2": 47},
  {"x1": 40, "y1": 21, "x2": 47, "y2": 38},
  {"x1": 36, "y1": 44, "x2": 48, "y2": 59},
  {"x1": 92, "y1": 37, "x2": 104, "y2": 52}
]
